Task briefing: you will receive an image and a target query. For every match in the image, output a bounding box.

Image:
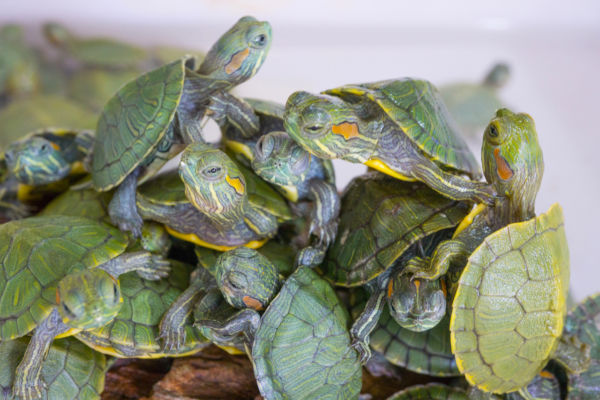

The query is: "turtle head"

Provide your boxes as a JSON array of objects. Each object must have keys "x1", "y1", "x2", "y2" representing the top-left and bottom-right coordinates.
[
  {"x1": 198, "y1": 16, "x2": 272, "y2": 85},
  {"x1": 179, "y1": 143, "x2": 247, "y2": 225},
  {"x1": 56, "y1": 268, "x2": 123, "y2": 330},
  {"x1": 252, "y1": 131, "x2": 311, "y2": 189},
  {"x1": 215, "y1": 247, "x2": 280, "y2": 311},
  {"x1": 388, "y1": 273, "x2": 446, "y2": 332},
  {"x1": 42, "y1": 23, "x2": 72, "y2": 47},
  {"x1": 284, "y1": 91, "x2": 375, "y2": 162},
  {"x1": 4, "y1": 136, "x2": 71, "y2": 185},
  {"x1": 481, "y1": 108, "x2": 543, "y2": 220}
]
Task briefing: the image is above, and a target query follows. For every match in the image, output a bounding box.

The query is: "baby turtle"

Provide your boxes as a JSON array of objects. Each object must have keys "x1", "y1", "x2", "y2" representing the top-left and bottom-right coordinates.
[
  {"x1": 91, "y1": 16, "x2": 272, "y2": 237},
  {"x1": 284, "y1": 78, "x2": 495, "y2": 205}
]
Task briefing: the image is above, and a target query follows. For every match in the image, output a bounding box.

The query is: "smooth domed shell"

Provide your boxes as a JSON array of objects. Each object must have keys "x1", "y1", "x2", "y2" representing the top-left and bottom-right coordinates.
[
  {"x1": 0, "y1": 336, "x2": 107, "y2": 400},
  {"x1": 387, "y1": 383, "x2": 467, "y2": 400},
  {"x1": 450, "y1": 203, "x2": 569, "y2": 393},
  {"x1": 252, "y1": 267, "x2": 362, "y2": 399},
  {"x1": 75, "y1": 260, "x2": 208, "y2": 357},
  {"x1": 91, "y1": 59, "x2": 185, "y2": 190},
  {"x1": 324, "y1": 173, "x2": 470, "y2": 286},
  {"x1": 351, "y1": 288, "x2": 459, "y2": 377},
  {"x1": 0, "y1": 216, "x2": 129, "y2": 340},
  {"x1": 325, "y1": 79, "x2": 480, "y2": 177},
  {"x1": 39, "y1": 189, "x2": 113, "y2": 223}
]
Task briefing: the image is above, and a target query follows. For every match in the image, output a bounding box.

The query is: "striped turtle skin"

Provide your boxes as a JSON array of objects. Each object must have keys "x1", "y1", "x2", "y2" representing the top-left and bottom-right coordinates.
[
  {"x1": 252, "y1": 267, "x2": 362, "y2": 399},
  {"x1": 0, "y1": 336, "x2": 107, "y2": 400}
]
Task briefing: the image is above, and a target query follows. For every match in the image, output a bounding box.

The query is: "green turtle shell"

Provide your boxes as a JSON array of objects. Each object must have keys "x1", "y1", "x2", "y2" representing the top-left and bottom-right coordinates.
[
  {"x1": 564, "y1": 294, "x2": 600, "y2": 398},
  {"x1": 0, "y1": 336, "x2": 107, "y2": 400},
  {"x1": 0, "y1": 215, "x2": 129, "y2": 340},
  {"x1": 323, "y1": 173, "x2": 470, "y2": 286},
  {"x1": 91, "y1": 59, "x2": 185, "y2": 191},
  {"x1": 39, "y1": 188, "x2": 113, "y2": 223},
  {"x1": 252, "y1": 267, "x2": 362, "y2": 399},
  {"x1": 386, "y1": 383, "x2": 467, "y2": 400},
  {"x1": 351, "y1": 288, "x2": 459, "y2": 377},
  {"x1": 450, "y1": 203, "x2": 569, "y2": 394},
  {"x1": 75, "y1": 260, "x2": 208, "y2": 358},
  {"x1": 325, "y1": 78, "x2": 479, "y2": 176},
  {"x1": 0, "y1": 95, "x2": 96, "y2": 149}
]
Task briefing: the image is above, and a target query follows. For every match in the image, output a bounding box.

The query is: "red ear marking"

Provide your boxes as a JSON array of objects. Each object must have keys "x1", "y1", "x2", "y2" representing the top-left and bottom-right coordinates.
[
  {"x1": 225, "y1": 48, "x2": 250, "y2": 75},
  {"x1": 494, "y1": 148, "x2": 513, "y2": 180},
  {"x1": 243, "y1": 295, "x2": 263, "y2": 310},
  {"x1": 332, "y1": 122, "x2": 359, "y2": 140},
  {"x1": 387, "y1": 279, "x2": 394, "y2": 299}
]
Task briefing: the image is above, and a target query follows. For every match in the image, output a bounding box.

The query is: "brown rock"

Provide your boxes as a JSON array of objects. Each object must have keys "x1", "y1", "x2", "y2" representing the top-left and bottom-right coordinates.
[{"x1": 102, "y1": 359, "x2": 172, "y2": 400}]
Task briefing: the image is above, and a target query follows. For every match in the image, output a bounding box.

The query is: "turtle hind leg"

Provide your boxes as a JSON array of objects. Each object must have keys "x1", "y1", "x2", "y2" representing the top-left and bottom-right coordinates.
[
  {"x1": 12, "y1": 309, "x2": 70, "y2": 400},
  {"x1": 108, "y1": 167, "x2": 143, "y2": 238}
]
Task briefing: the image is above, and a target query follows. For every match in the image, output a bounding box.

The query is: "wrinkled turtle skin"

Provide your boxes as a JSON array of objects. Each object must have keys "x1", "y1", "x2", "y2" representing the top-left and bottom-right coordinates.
[
  {"x1": 75, "y1": 260, "x2": 208, "y2": 358},
  {"x1": 91, "y1": 16, "x2": 272, "y2": 238},
  {"x1": 386, "y1": 383, "x2": 467, "y2": 400},
  {"x1": 0, "y1": 215, "x2": 169, "y2": 400},
  {"x1": 0, "y1": 336, "x2": 107, "y2": 400},
  {"x1": 251, "y1": 266, "x2": 362, "y2": 399},
  {"x1": 136, "y1": 144, "x2": 291, "y2": 251},
  {"x1": 440, "y1": 63, "x2": 510, "y2": 139},
  {"x1": 284, "y1": 78, "x2": 496, "y2": 205}
]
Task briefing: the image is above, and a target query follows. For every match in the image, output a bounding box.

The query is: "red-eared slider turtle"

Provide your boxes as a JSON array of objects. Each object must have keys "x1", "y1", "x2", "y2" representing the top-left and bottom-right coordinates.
[
  {"x1": 0, "y1": 215, "x2": 169, "y2": 400},
  {"x1": 0, "y1": 24, "x2": 40, "y2": 102},
  {"x1": 386, "y1": 383, "x2": 467, "y2": 400},
  {"x1": 193, "y1": 248, "x2": 362, "y2": 399},
  {"x1": 74, "y1": 260, "x2": 209, "y2": 358},
  {"x1": 284, "y1": 78, "x2": 496, "y2": 205},
  {"x1": 0, "y1": 336, "x2": 107, "y2": 400},
  {"x1": 91, "y1": 16, "x2": 272, "y2": 237},
  {"x1": 252, "y1": 130, "x2": 340, "y2": 267},
  {"x1": 136, "y1": 144, "x2": 291, "y2": 250},
  {"x1": 4, "y1": 128, "x2": 93, "y2": 186},
  {"x1": 440, "y1": 63, "x2": 510, "y2": 139}
]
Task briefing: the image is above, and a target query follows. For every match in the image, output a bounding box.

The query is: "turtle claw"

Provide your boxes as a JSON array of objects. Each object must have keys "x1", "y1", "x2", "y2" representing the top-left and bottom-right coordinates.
[
  {"x1": 475, "y1": 184, "x2": 499, "y2": 207},
  {"x1": 158, "y1": 325, "x2": 186, "y2": 353},
  {"x1": 351, "y1": 338, "x2": 372, "y2": 365},
  {"x1": 135, "y1": 254, "x2": 171, "y2": 280}
]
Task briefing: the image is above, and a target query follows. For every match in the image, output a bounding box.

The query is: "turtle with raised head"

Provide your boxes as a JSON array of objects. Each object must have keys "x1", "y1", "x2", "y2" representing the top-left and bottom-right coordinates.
[
  {"x1": 284, "y1": 78, "x2": 496, "y2": 205},
  {"x1": 91, "y1": 16, "x2": 272, "y2": 237},
  {"x1": 0, "y1": 215, "x2": 169, "y2": 400}
]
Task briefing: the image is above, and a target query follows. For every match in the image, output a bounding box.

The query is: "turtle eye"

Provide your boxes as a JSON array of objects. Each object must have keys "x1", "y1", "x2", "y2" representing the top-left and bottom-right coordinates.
[
  {"x1": 488, "y1": 124, "x2": 499, "y2": 138},
  {"x1": 40, "y1": 143, "x2": 49, "y2": 153},
  {"x1": 62, "y1": 303, "x2": 77, "y2": 320},
  {"x1": 201, "y1": 165, "x2": 224, "y2": 180},
  {"x1": 251, "y1": 33, "x2": 267, "y2": 48}
]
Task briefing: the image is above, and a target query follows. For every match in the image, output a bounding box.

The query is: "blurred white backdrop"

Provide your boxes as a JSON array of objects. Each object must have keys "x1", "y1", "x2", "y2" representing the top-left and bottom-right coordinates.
[{"x1": 2, "y1": 0, "x2": 600, "y2": 300}]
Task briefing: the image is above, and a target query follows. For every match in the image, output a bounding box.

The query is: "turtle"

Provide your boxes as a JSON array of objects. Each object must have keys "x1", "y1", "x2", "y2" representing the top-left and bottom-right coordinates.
[
  {"x1": 251, "y1": 130, "x2": 340, "y2": 267},
  {"x1": 135, "y1": 143, "x2": 292, "y2": 251},
  {"x1": 90, "y1": 16, "x2": 273, "y2": 237},
  {"x1": 42, "y1": 23, "x2": 149, "y2": 69},
  {"x1": 0, "y1": 95, "x2": 97, "y2": 148},
  {"x1": 0, "y1": 336, "x2": 107, "y2": 400},
  {"x1": 283, "y1": 78, "x2": 497, "y2": 205},
  {"x1": 440, "y1": 63, "x2": 510, "y2": 139},
  {"x1": 386, "y1": 383, "x2": 468, "y2": 400},
  {"x1": 193, "y1": 248, "x2": 362, "y2": 399},
  {"x1": 0, "y1": 24, "x2": 40, "y2": 102},
  {"x1": 74, "y1": 259, "x2": 209, "y2": 358},
  {"x1": 0, "y1": 215, "x2": 169, "y2": 400},
  {"x1": 66, "y1": 68, "x2": 141, "y2": 112},
  {"x1": 221, "y1": 97, "x2": 285, "y2": 165}
]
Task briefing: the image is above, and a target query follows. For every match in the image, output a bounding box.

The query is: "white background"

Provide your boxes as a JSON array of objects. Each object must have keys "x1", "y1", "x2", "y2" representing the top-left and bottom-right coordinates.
[{"x1": 3, "y1": 0, "x2": 600, "y2": 300}]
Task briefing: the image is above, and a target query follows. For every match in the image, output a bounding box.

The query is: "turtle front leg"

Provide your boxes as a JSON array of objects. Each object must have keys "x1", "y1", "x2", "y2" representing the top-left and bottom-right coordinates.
[
  {"x1": 98, "y1": 251, "x2": 170, "y2": 280},
  {"x1": 553, "y1": 334, "x2": 591, "y2": 374},
  {"x1": 207, "y1": 92, "x2": 260, "y2": 138},
  {"x1": 108, "y1": 167, "x2": 143, "y2": 238},
  {"x1": 195, "y1": 308, "x2": 261, "y2": 346},
  {"x1": 158, "y1": 269, "x2": 211, "y2": 352},
  {"x1": 404, "y1": 240, "x2": 468, "y2": 281},
  {"x1": 411, "y1": 162, "x2": 497, "y2": 206},
  {"x1": 308, "y1": 179, "x2": 340, "y2": 247},
  {"x1": 350, "y1": 288, "x2": 387, "y2": 364},
  {"x1": 13, "y1": 309, "x2": 70, "y2": 400}
]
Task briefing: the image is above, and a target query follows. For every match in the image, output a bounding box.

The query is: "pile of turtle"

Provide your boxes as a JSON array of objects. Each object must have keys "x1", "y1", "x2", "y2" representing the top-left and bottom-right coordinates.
[{"x1": 0, "y1": 16, "x2": 597, "y2": 400}]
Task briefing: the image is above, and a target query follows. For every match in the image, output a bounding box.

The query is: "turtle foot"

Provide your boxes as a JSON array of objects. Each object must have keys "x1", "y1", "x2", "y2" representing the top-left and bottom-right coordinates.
[
  {"x1": 309, "y1": 219, "x2": 338, "y2": 248},
  {"x1": 158, "y1": 324, "x2": 187, "y2": 353},
  {"x1": 295, "y1": 246, "x2": 325, "y2": 268},
  {"x1": 351, "y1": 338, "x2": 372, "y2": 365},
  {"x1": 110, "y1": 209, "x2": 144, "y2": 238},
  {"x1": 133, "y1": 253, "x2": 171, "y2": 280}
]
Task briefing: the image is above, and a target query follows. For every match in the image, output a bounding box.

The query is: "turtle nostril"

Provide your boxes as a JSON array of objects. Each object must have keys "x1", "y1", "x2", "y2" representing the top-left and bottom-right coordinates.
[{"x1": 255, "y1": 136, "x2": 273, "y2": 160}]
